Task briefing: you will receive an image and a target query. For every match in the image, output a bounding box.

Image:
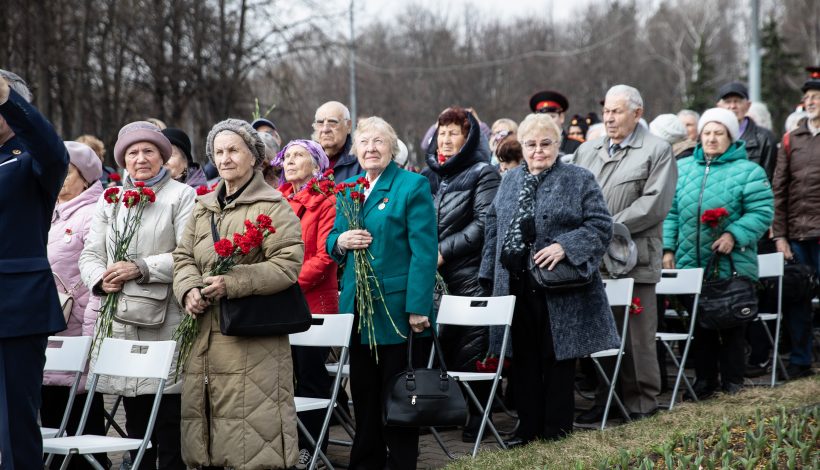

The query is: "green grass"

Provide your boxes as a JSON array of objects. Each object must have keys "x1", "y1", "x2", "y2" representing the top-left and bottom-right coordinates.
[{"x1": 444, "y1": 376, "x2": 820, "y2": 469}]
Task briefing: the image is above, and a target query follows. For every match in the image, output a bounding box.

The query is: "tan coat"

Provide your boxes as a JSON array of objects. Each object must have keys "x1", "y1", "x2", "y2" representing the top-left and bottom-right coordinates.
[{"x1": 173, "y1": 171, "x2": 304, "y2": 469}]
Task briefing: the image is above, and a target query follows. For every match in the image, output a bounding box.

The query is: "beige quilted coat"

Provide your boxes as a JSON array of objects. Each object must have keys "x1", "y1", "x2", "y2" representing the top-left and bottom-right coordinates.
[{"x1": 173, "y1": 171, "x2": 304, "y2": 469}]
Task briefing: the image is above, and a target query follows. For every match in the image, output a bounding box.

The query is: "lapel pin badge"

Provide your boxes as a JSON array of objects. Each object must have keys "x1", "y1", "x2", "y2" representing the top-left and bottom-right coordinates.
[
  {"x1": 12, "y1": 149, "x2": 22, "y2": 155},
  {"x1": 378, "y1": 197, "x2": 388, "y2": 210}
]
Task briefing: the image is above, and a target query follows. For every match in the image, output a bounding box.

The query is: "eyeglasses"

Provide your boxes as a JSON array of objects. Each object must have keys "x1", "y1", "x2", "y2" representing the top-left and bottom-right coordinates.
[
  {"x1": 522, "y1": 139, "x2": 556, "y2": 152},
  {"x1": 312, "y1": 118, "x2": 343, "y2": 129}
]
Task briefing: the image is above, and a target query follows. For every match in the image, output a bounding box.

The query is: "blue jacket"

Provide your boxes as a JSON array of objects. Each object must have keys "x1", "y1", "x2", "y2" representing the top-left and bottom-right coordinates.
[
  {"x1": 0, "y1": 89, "x2": 69, "y2": 338},
  {"x1": 327, "y1": 161, "x2": 438, "y2": 345},
  {"x1": 329, "y1": 135, "x2": 363, "y2": 183}
]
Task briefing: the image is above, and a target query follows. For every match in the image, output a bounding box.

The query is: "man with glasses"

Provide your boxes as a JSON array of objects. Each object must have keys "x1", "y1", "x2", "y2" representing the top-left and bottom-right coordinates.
[
  {"x1": 573, "y1": 84, "x2": 677, "y2": 424},
  {"x1": 528, "y1": 89, "x2": 581, "y2": 155},
  {"x1": 771, "y1": 67, "x2": 820, "y2": 379},
  {"x1": 312, "y1": 101, "x2": 362, "y2": 181}
]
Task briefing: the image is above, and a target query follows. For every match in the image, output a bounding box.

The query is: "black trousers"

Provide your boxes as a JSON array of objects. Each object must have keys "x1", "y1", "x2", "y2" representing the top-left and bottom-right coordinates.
[
  {"x1": 0, "y1": 334, "x2": 48, "y2": 470},
  {"x1": 510, "y1": 277, "x2": 575, "y2": 442},
  {"x1": 348, "y1": 315, "x2": 429, "y2": 470},
  {"x1": 292, "y1": 345, "x2": 332, "y2": 452},
  {"x1": 40, "y1": 386, "x2": 108, "y2": 469},
  {"x1": 692, "y1": 323, "x2": 747, "y2": 387},
  {"x1": 122, "y1": 394, "x2": 184, "y2": 470}
]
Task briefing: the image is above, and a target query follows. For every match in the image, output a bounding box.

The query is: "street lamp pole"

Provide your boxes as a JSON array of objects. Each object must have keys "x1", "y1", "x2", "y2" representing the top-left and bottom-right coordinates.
[{"x1": 349, "y1": 0, "x2": 357, "y2": 132}]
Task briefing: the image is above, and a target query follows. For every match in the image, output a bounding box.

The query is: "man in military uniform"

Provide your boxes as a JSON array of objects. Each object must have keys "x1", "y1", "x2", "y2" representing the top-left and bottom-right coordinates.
[{"x1": 529, "y1": 89, "x2": 581, "y2": 155}]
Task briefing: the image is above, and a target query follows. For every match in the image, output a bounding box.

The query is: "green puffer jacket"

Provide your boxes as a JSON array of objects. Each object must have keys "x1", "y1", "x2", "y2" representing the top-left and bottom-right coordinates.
[{"x1": 663, "y1": 141, "x2": 773, "y2": 280}]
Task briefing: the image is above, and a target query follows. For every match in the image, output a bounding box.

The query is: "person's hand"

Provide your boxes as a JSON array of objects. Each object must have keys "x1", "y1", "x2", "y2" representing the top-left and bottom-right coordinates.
[
  {"x1": 533, "y1": 243, "x2": 565, "y2": 270},
  {"x1": 711, "y1": 232, "x2": 735, "y2": 254},
  {"x1": 337, "y1": 229, "x2": 373, "y2": 251},
  {"x1": 437, "y1": 251, "x2": 444, "y2": 267},
  {"x1": 775, "y1": 238, "x2": 793, "y2": 261},
  {"x1": 408, "y1": 314, "x2": 430, "y2": 333},
  {"x1": 0, "y1": 76, "x2": 9, "y2": 104},
  {"x1": 201, "y1": 275, "x2": 227, "y2": 300},
  {"x1": 101, "y1": 261, "x2": 142, "y2": 292},
  {"x1": 183, "y1": 288, "x2": 211, "y2": 317},
  {"x1": 663, "y1": 252, "x2": 676, "y2": 269}
]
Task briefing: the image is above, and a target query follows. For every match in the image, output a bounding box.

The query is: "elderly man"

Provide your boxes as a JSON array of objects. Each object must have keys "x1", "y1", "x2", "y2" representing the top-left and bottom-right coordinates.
[
  {"x1": 312, "y1": 101, "x2": 362, "y2": 181},
  {"x1": 574, "y1": 84, "x2": 677, "y2": 423},
  {"x1": 529, "y1": 90, "x2": 581, "y2": 155},
  {"x1": 0, "y1": 70, "x2": 69, "y2": 468},
  {"x1": 715, "y1": 82, "x2": 777, "y2": 180},
  {"x1": 252, "y1": 117, "x2": 283, "y2": 149},
  {"x1": 772, "y1": 67, "x2": 820, "y2": 379},
  {"x1": 677, "y1": 109, "x2": 700, "y2": 142}
]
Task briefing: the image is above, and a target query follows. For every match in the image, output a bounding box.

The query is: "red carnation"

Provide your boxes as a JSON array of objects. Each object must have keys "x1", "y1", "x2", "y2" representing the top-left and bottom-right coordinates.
[
  {"x1": 322, "y1": 169, "x2": 334, "y2": 179},
  {"x1": 108, "y1": 172, "x2": 121, "y2": 182},
  {"x1": 629, "y1": 297, "x2": 644, "y2": 315},
  {"x1": 214, "y1": 238, "x2": 235, "y2": 258},
  {"x1": 701, "y1": 208, "x2": 730, "y2": 229},
  {"x1": 122, "y1": 190, "x2": 141, "y2": 208},
  {"x1": 196, "y1": 185, "x2": 211, "y2": 196},
  {"x1": 104, "y1": 187, "x2": 120, "y2": 204},
  {"x1": 351, "y1": 191, "x2": 361, "y2": 201},
  {"x1": 244, "y1": 226, "x2": 264, "y2": 248},
  {"x1": 438, "y1": 153, "x2": 447, "y2": 164},
  {"x1": 135, "y1": 181, "x2": 145, "y2": 188},
  {"x1": 141, "y1": 187, "x2": 156, "y2": 203},
  {"x1": 256, "y1": 214, "x2": 273, "y2": 230}
]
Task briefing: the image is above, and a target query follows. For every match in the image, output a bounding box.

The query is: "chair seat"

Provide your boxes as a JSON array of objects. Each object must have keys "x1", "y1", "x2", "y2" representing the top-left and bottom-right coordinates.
[
  {"x1": 447, "y1": 371, "x2": 496, "y2": 382},
  {"x1": 43, "y1": 435, "x2": 149, "y2": 453},
  {"x1": 41, "y1": 427, "x2": 59, "y2": 438},
  {"x1": 758, "y1": 313, "x2": 778, "y2": 321},
  {"x1": 325, "y1": 363, "x2": 350, "y2": 377},
  {"x1": 656, "y1": 332, "x2": 689, "y2": 342},
  {"x1": 295, "y1": 396, "x2": 331, "y2": 412},
  {"x1": 590, "y1": 348, "x2": 621, "y2": 358}
]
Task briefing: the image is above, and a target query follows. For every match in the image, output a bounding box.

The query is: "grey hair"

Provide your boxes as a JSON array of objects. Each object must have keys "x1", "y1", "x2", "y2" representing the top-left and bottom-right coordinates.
[
  {"x1": 677, "y1": 109, "x2": 700, "y2": 121},
  {"x1": 606, "y1": 84, "x2": 643, "y2": 111},
  {"x1": 0, "y1": 69, "x2": 32, "y2": 102},
  {"x1": 353, "y1": 116, "x2": 400, "y2": 158},
  {"x1": 316, "y1": 101, "x2": 351, "y2": 121},
  {"x1": 784, "y1": 110, "x2": 808, "y2": 133},
  {"x1": 517, "y1": 113, "x2": 562, "y2": 143}
]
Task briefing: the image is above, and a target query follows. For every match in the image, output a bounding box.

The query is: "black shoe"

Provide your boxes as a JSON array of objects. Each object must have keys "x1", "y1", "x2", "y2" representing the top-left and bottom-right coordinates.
[
  {"x1": 628, "y1": 408, "x2": 659, "y2": 421},
  {"x1": 722, "y1": 382, "x2": 743, "y2": 395},
  {"x1": 785, "y1": 363, "x2": 814, "y2": 379},
  {"x1": 462, "y1": 415, "x2": 488, "y2": 442},
  {"x1": 574, "y1": 405, "x2": 605, "y2": 424},
  {"x1": 503, "y1": 437, "x2": 530, "y2": 449},
  {"x1": 745, "y1": 360, "x2": 770, "y2": 378},
  {"x1": 683, "y1": 379, "x2": 718, "y2": 401}
]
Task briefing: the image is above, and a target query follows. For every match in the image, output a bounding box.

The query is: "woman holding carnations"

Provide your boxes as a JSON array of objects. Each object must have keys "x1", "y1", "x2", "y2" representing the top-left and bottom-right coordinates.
[
  {"x1": 273, "y1": 139, "x2": 338, "y2": 465},
  {"x1": 327, "y1": 116, "x2": 438, "y2": 470},
  {"x1": 663, "y1": 108, "x2": 773, "y2": 397},
  {"x1": 424, "y1": 106, "x2": 500, "y2": 442},
  {"x1": 172, "y1": 119, "x2": 303, "y2": 469},
  {"x1": 78, "y1": 121, "x2": 196, "y2": 469},
  {"x1": 44, "y1": 141, "x2": 107, "y2": 470}
]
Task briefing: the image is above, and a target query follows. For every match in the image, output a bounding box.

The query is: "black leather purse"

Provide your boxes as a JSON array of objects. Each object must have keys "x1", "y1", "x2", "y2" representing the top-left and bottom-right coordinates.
[
  {"x1": 527, "y1": 246, "x2": 593, "y2": 291},
  {"x1": 697, "y1": 253, "x2": 759, "y2": 330},
  {"x1": 210, "y1": 214, "x2": 311, "y2": 337},
  {"x1": 383, "y1": 329, "x2": 468, "y2": 427}
]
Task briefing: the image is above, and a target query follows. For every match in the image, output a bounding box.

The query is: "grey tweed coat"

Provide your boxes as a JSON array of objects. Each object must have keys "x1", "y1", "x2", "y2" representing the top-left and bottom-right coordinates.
[{"x1": 479, "y1": 159, "x2": 620, "y2": 361}]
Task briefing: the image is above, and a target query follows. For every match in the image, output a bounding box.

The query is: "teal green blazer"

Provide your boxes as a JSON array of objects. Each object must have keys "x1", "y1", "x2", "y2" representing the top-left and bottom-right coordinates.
[{"x1": 327, "y1": 161, "x2": 438, "y2": 345}]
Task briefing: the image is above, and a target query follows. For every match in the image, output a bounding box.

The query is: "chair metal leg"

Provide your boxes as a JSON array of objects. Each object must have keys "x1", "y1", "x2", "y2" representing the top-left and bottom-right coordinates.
[
  {"x1": 461, "y1": 383, "x2": 506, "y2": 457},
  {"x1": 760, "y1": 317, "x2": 789, "y2": 386},
  {"x1": 83, "y1": 454, "x2": 106, "y2": 470},
  {"x1": 102, "y1": 395, "x2": 128, "y2": 437},
  {"x1": 662, "y1": 340, "x2": 696, "y2": 409},
  {"x1": 590, "y1": 357, "x2": 630, "y2": 429},
  {"x1": 297, "y1": 418, "x2": 334, "y2": 470},
  {"x1": 429, "y1": 427, "x2": 459, "y2": 460}
]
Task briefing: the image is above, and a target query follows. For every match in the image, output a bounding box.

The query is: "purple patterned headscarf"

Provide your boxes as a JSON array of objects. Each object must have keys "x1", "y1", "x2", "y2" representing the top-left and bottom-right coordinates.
[{"x1": 272, "y1": 139, "x2": 330, "y2": 175}]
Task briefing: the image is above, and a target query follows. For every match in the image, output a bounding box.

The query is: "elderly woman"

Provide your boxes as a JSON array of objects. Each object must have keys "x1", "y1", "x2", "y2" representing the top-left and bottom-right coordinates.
[
  {"x1": 425, "y1": 106, "x2": 500, "y2": 442},
  {"x1": 480, "y1": 113, "x2": 618, "y2": 446},
  {"x1": 172, "y1": 119, "x2": 303, "y2": 469},
  {"x1": 79, "y1": 122, "x2": 196, "y2": 469},
  {"x1": 327, "y1": 116, "x2": 437, "y2": 470},
  {"x1": 273, "y1": 139, "x2": 337, "y2": 466},
  {"x1": 663, "y1": 108, "x2": 773, "y2": 397},
  {"x1": 162, "y1": 128, "x2": 208, "y2": 188},
  {"x1": 43, "y1": 141, "x2": 107, "y2": 469}
]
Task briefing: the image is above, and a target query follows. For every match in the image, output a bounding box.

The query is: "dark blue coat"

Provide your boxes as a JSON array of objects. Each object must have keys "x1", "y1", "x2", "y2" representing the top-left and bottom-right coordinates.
[
  {"x1": 330, "y1": 135, "x2": 363, "y2": 183},
  {"x1": 0, "y1": 89, "x2": 68, "y2": 338}
]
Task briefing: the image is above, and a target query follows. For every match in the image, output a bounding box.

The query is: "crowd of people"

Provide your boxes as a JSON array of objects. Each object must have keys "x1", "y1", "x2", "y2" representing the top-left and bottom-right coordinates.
[{"x1": 0, "y1": 62, "x2": 818, "y2": 470}]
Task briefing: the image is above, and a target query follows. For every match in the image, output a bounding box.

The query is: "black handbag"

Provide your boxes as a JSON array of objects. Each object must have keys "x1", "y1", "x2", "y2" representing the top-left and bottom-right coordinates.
[
  {"x1": 697, "y1": 253, "x2": 759, "y2": 330},
  {"x1": 383, "y1": 329, "x2": 468, "y2": 427},
  {"x1": 210, "y1": 214, "x2": 311, "y2": 337},
  {"x1": 527, "y1": 246, "x2": 593, "y2": 291}
]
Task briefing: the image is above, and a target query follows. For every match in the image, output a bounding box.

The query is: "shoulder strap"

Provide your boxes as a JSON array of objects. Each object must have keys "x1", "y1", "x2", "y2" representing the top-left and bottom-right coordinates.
[{"x1": 209, "y1": 213, "x2": 220, "y2": 243}]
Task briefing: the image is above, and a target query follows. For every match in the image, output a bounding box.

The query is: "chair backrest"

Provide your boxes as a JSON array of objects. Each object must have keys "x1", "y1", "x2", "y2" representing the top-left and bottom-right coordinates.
[
  {"x1": 91, "y1": 339, "x2": 176, "y2": 380},
  {"x1": 436, "y1": 295, "x2": 516, "y2": 327},
  {"x1": 655, "y1": 268, "x2": 704, "y2": 295},
  {"x1": 45, "y1": 336, "x2": 92, "y2": 373},
  {"x1": 289, "y1": 314, "x2": 355, "y2": 348},
  {"x1": 602, "y1": 278, "x2": 635, "y2": 307},
  {"x1": 758, "y1": 252, "x2": 785, "y2": 278}
]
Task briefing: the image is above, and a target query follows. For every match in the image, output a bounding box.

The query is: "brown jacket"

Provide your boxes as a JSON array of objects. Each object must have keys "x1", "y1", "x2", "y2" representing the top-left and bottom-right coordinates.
[
  {"x1": 772, "y1": 119, "x2": 820, "y2": 240},
  {"x1": 173, "y1": 171, "x2": 304, "y2": 469}
]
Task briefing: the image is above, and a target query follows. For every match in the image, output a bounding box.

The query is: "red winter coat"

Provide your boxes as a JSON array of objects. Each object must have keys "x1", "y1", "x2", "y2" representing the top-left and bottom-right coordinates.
[{"x1": 281, "y1": 183, "x2": 339, "y2": 314}]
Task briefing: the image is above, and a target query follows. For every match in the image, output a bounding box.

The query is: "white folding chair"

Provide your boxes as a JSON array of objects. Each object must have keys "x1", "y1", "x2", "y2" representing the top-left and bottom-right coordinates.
[
  {"x1": 41, "y1": 336, "x2": 93, "y2": 440},
  {"x1": 655, "y1": 268, "x2": 704, "y2": 410},
  {"x1": 324, "y1": 355, "x2": 355, "y2": 446},
  {"x1": 756, "y1": 252, "x2": 789, "y2": 386},
  {"x1": 432, "y1": 295, "x2": 516, "y2": 458},
  {"x1": 588, "y1": 278, "x2": 634, "y2": 430},
  {"x1": 290, "y1": 314, "x2": 355, "y2": 470},
  {"x1": 42, "y1": 339, "x2": 176, "y2": 470}
]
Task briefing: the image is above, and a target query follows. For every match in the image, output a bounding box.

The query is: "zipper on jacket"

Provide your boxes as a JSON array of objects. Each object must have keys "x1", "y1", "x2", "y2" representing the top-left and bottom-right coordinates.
[{"x1": 695, "y1": 161, "x2": 712, "y2": 268}]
